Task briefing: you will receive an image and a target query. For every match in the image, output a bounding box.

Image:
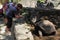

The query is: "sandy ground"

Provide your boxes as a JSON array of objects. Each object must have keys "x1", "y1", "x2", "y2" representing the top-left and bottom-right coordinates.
[
  {"x1": 0, "y1": 18, "x2": 60, "y2": 40},
  {"x1": 0, "y1": 27, "x2": 60, "y2": 40},
  {"x1": 32, "y1": 29, "x2": 60, "y2": 40}
]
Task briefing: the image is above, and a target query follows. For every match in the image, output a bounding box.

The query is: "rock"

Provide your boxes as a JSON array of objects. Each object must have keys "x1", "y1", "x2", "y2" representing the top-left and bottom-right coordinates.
[
  {"x1": 0, "y1": 20, "x2": 14, "y2": 40},
  {"x1": 36, "y1": 20, "x2": 56, "y2": 36},
  {"x1": 18, "y1": 0, "x2": 37, "y2": 8},
  {"x1": 14, "y1": 23, "x2": 34, "y2": 40},
  {"x1": 0, "y1": 24, "x2": 6, "y2": 40}
]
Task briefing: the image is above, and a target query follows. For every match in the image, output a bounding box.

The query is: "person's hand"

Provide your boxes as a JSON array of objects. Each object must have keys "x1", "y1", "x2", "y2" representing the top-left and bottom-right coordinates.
[
  {"x1": 15, "y1": 15, "x2": 20, "y2": 18},
  {"x1": 4, "y1": 18, "x2": 8, "y2": 24},
  {"x1": 15, "y1": 15, "x2": 23, "y2": 18},
  {"x1": 19, "y1": 15, "x2": 23, "y2": 18}
]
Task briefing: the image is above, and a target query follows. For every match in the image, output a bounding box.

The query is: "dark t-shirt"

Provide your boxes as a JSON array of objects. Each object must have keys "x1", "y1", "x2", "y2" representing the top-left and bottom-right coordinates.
[{"x1": 5, "y1": 7, "x2": 17, "y2": 18}]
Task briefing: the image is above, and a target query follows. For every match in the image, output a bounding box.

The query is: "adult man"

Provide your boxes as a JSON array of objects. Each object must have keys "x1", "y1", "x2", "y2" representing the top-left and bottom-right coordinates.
[{"x1": 3, "y1": 3, "x2": 22, "y2": 34}]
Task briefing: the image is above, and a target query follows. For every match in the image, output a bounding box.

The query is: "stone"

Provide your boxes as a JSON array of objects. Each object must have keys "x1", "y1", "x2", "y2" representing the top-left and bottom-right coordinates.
[{"x1": 14, "y1": 23, "x2": 34, "y2": 40}]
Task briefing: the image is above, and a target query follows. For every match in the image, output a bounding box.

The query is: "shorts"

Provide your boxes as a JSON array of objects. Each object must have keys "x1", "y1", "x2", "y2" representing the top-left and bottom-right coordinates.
[{"x1": 6, "y1": 16, "x2": 12, "y2": 29}]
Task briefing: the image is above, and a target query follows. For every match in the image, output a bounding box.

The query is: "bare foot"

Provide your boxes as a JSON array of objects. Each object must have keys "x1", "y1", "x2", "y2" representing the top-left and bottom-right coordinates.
[{"x1": 5, "y1": 27, "x2": 11, "y2": 35}]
